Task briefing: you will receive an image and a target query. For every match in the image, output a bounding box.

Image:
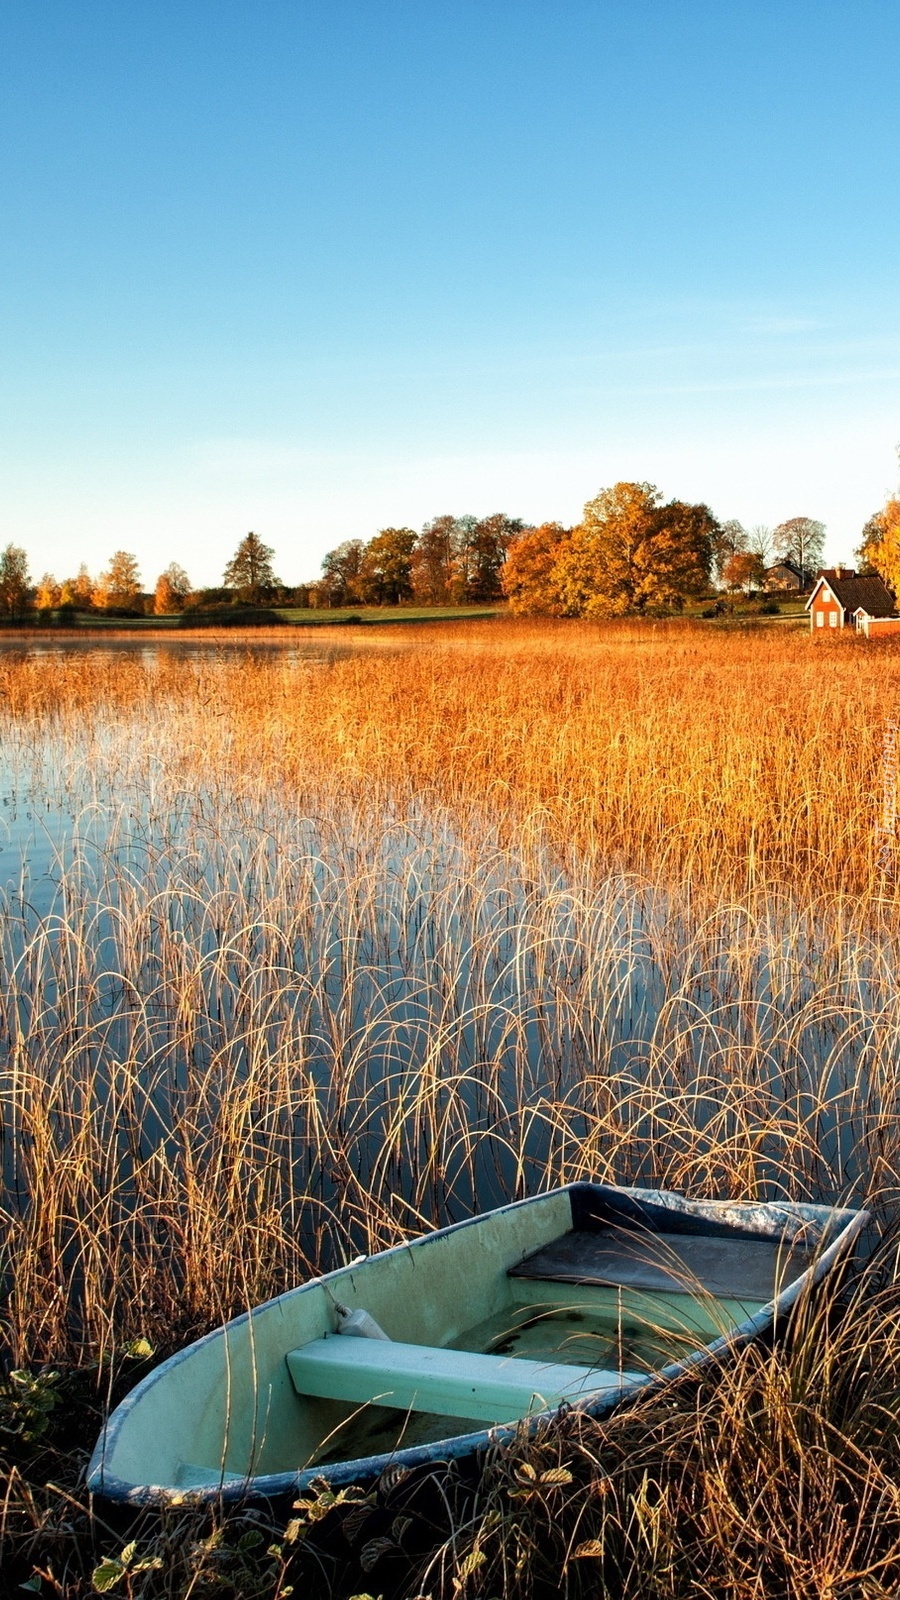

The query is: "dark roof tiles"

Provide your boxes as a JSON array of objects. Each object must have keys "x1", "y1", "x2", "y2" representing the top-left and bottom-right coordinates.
[{"x1": 819, "y1": 573, "x2": 897, "y2": 618}]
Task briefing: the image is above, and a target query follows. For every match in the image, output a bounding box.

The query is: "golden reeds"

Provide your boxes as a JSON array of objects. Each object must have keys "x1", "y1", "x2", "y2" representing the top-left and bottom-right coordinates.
[{"x1": 3, "y1": 618, "x2": 900, "y2": 1596}]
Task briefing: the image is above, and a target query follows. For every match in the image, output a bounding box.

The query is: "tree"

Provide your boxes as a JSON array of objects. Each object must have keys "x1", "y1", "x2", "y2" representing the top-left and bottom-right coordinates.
[
  {"x1": 35, "y1": 573, "x2": 61, "y2": 610},
  {"x1": 458, "y1": 513, "x2": 524, "y2": 602},
  {"x1": 857, "y1": 498, "x2": 900, "y2": 594},
  {"x1": 96, "y1": 551, "x2": 141, "y2": 610},
  {"x1": 642, "y1": 498, "x2": 719, "y2": 611},
  {"x1": 0, "y1": 544, "x2": 30, "y2": 619},
  {"x1": 502, "y1": 523, "x2": 571, "y2": 614},
  {"x1": 320, "y1": 539, "x2": 365, "y2": 606},
  {"x1": 747, "y1": 525, "x2": 775, "y2": 567},
  {"x1": 223, "y1": 532, "x2": 278, "y2": 602},
  {"x1": 722, "y1": 550, "x2": 766, "y2": 594},
  {"x1": 153, "y1": 563, "x2": 192, "y2": 615},
  {"x1": 358, "y1": 528, "x2": 417, "y2": 605},
  {"x1": 773, "y1": 516, "x2": 825, "y2": 579},
  {"x1": 553, "y1": 483, "x2": 716, "y2": 617},
  {"x1": 411, "y1": 514, "x2": 459, "y2": 604},
  {"x1": 711, "y1": 520, "x2": 748, "y2": 585}
]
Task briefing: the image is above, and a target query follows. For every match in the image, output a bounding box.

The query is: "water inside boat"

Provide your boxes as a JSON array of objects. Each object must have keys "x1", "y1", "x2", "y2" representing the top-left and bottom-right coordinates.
[{"x1": 306, "y1": 1229, "x2": 784, "y2": 1468}]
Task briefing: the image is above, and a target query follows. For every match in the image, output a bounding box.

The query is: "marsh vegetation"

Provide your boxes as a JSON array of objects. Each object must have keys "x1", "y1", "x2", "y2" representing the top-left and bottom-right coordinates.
[{"x1": 3, "y1": 619, "x2": 900, "y2": 1597}]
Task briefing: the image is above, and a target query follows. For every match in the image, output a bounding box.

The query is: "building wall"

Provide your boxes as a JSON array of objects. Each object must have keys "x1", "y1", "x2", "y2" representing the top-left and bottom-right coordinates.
[{"x1": 809, "y1": 586, "x2": 844, "y2": 632}]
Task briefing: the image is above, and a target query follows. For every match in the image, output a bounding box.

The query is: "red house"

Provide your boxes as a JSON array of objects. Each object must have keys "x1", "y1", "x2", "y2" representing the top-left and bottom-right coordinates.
[{"x1": 806, "y1": 569, "x2": 898, "y2": 635}]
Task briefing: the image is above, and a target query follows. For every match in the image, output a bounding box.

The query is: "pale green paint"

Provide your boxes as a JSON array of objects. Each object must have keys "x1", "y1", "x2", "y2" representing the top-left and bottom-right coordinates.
[
  {"x1": 286, "y1": 1336, "x2": 637, "y2": 1424},
  {"x1": 104, "y1": 1189, "x2": 574, "y2": 1490}
]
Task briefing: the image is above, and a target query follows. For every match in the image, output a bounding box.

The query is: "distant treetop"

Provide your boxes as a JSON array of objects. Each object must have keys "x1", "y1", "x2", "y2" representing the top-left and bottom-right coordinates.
[{"x1": 223, "y1": 532, "x2": 278, "y2": 602}]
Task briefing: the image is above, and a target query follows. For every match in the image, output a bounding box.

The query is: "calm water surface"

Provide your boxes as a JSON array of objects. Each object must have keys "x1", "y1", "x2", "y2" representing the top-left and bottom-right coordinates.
[{"x1": 0, "y1": 641, "x2": 885, "y2": 1242}]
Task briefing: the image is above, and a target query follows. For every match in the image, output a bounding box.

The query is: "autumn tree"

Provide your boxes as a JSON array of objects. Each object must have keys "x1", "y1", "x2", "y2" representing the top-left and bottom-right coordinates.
[
  {"x1": 96, "y1": 551, "x2": 141, "y2": 610},
  {"x1": 553, "y1": 483, "x2": 717, "y2": 617},
  {"x1": 320, "y1": 539, "x2": 365, "y2": 606},
  {"x1": 411, "y1": 515, "x2": 458, "y2": 604},
  {"x1": 61, "y1": 564, "x2": 95, "y2": 608},
  {"x1": 722, "y1": 550, "x2": 766, "y2": 594},
  {"x1": 644, "y1": 498, "x2": 719, "y2": 610},
  {"x1": 711, "y1": 519, "x2": 748, "y2": 584},
  {"x1": 502, "y1": 523, "x2": 571, "y2": 614},
  {"x1": 35, "y1": 573, "x2": 61, "y2": 610},
  {"x1": 773, "y1": 516, "x2": 825, "y2": 580},
  {"x1": 456, "y1": 513, "x2": 523, "y2": 602},
  {"x1": 153, "y1": 563, "x2": 192, "y2": 615},
  {"x1": 223, "y1": 532, "x2": 278, "y2": 602},
  {"x1": 358, "y1": 528, "x2": 417, "y2": 605},
  {"x1": 857, "y1": 498, "x2": 900, "y2": 594},
  {"x1": 0, "y1": 544, "x2": 30, "y2": 619}
]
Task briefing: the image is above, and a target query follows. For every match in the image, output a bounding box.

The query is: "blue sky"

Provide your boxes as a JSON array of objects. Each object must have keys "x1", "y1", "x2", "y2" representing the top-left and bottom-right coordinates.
[{"x1": 2, "y1": 1, "x2": 899, "y2": 588}]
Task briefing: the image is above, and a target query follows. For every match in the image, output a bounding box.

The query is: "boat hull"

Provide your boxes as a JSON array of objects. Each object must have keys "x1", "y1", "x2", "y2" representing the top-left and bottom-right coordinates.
[{"x1": 87, "y1": 1183, "x2": 867, "y2": 1505}]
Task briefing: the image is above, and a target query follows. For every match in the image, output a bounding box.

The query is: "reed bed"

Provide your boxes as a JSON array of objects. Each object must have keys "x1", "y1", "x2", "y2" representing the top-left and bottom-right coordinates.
[{"x1": 2, "y1": 618, "x2": 900, "y2": 1596}]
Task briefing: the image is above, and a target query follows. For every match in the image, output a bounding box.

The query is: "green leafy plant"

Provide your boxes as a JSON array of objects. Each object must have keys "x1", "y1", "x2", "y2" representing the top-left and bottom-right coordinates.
[{"x1": 0, "y1": 1369, "x2": 61, "y2": 1442}]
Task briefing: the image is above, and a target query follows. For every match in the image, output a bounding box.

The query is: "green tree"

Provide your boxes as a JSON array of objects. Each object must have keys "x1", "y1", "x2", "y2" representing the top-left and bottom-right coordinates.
[
  {"x1": 359, "y1": 528, "x2": 417, "y2": 605},
  {"x1": 223, "y1": 532, "x2": 278, "y2": 602},
  {"x1": 0, "y1": 544, "x2": 30, "y2": 619},
  {"x1": 96, "y1": 551, "x2": 141, "y2": 610}
]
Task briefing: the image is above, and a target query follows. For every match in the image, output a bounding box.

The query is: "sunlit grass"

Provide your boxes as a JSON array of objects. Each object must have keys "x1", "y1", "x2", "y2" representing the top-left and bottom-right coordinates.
[{"x1": 3, "y1": 618, "x2": 900, "y2": 1596}]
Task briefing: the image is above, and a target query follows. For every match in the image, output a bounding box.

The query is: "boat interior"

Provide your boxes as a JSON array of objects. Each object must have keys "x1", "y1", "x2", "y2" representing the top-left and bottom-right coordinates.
[
  {"x1": 97, "y1": 1188, "x2": 827, "y2": 1495},
  {"x1": 288, "y1": 1222, "x2": 808, "y2": 1470}
]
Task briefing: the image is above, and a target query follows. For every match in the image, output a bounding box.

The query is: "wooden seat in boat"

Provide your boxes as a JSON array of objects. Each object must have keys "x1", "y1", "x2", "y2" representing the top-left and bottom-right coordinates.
[
  {"x1": 286, "y1": 1336, "x2": 635, "y2": 1425},
  {"x1": 509, "y1": 1229, "x2": 810, "y2": 1301}
]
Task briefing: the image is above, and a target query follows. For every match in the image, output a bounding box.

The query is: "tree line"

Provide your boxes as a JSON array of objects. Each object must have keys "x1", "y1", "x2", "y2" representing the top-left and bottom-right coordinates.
[
  {"x1": 313, "y1": 514, "x2": 524, "y2": 607},
  {"x1": 500, "y1": 493, "x2": 826, "y2": 616},
  {"x1": 316, "y1": 497, "x2": 829, "y2": 617},
  {"x1": 0, "y1": 490, "x2": 836, "y2": 622},
  {"x1": 0, "y1": 534, "x2": 285, "y2": 621}
]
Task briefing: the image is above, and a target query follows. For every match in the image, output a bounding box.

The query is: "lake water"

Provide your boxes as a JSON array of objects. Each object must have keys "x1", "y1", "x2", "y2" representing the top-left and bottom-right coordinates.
[{"x1": 0, "y1": 641, "x2": 891, "y2": 1357}]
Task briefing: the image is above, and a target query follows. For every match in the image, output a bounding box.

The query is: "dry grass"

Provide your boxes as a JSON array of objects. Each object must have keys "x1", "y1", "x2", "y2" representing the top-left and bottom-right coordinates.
[{"x1": 2, "y1": 617, "x2": 900, "y2": 1596}]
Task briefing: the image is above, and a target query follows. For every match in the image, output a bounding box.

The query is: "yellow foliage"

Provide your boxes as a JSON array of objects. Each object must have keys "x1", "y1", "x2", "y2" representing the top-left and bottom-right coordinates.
[
  {"x1": 506, "y1": 485, "x2": 716, "y2": 617},
  {"x1": 860, "y1": 497, "x2": 900, "y2": 595},
  {"x1": 35, "y1": 573, "x2": 61, "y2": 609}
]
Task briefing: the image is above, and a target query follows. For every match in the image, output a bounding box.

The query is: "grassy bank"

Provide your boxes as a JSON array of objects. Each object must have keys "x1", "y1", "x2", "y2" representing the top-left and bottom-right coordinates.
[
  {"x1": 3, "y1": 603, "x2": 503, "y2": 631},
  {"x1": 2, "y1": 618, "x2": 900, "y2": 1596}
]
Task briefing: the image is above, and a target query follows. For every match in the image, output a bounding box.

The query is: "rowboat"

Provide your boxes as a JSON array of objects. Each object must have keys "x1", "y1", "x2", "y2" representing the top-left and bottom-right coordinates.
[{"x1": 88, "y1": 1182, "x2": 868, "y2": 1505}]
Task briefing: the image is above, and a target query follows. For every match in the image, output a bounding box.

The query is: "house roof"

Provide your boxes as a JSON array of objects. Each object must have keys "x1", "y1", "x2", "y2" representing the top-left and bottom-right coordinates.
[
  {"x1": 806, "y1": 572, "x2": 897, "y2": 618},
  {"x1": 766, "y1": 558, "x2": 806, "y2": 578}
]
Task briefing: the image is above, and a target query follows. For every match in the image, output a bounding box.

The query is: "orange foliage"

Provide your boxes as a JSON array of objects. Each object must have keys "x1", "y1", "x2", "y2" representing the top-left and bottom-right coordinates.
[{"x1": 501, "y1": 522, "x2": 571, "y2": 614}]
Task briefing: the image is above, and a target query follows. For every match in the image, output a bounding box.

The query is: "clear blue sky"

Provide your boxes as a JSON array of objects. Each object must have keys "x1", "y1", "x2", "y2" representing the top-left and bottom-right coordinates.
[{"x1": 2, "y1": 1, "x2": 899, "y2": 587}]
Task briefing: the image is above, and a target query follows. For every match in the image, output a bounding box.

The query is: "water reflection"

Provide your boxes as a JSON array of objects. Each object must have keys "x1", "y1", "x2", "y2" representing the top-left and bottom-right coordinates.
[{"x1": 0, "y1": 694, "x2": 886, "y2": 1243}]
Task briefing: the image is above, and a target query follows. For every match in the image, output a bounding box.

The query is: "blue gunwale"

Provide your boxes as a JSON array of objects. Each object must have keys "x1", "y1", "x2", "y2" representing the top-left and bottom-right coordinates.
[{"x1": 87, "y1": 1182, "x2": 869, "y2": 1506}]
